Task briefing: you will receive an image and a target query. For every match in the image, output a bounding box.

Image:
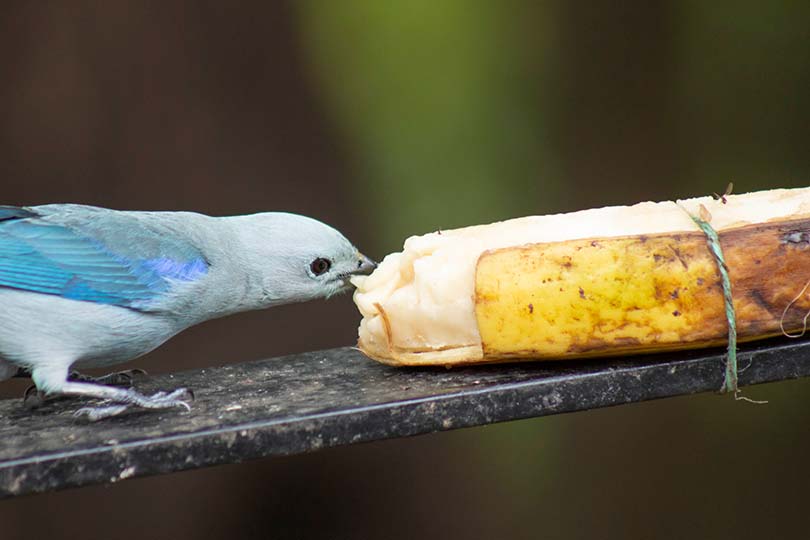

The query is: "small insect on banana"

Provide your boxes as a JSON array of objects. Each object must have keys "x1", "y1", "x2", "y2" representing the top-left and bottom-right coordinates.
[
  {"x1": 0, "y1": 205, "x2": 375, "y2": 420},
  {"x1": 712, "y1": 182, "x2": 734, "y2": 205},
  {"x1": 352, "y1": 186, "x2": 810, "y2": 367}
]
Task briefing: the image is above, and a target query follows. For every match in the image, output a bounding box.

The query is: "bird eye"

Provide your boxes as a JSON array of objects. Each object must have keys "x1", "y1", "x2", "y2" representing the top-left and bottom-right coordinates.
[{"x1": 310, "y1": 257, "x2": 331, "y2": 276}]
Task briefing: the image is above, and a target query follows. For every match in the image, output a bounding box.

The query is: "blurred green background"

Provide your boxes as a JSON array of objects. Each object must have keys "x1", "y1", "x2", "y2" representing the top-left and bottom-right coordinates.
[{"x1": 1, "y1": 1, "x2": 809, "y2": 539}]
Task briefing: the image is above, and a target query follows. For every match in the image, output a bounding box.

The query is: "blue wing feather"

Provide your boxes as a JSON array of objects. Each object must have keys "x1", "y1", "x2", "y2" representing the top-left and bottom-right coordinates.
[
  {"x1": 0, "y1": 206, "x2": 208, "y2": 310},
  {"x1": 0, "y1": 206, "x2": 38, "y2": 221}
]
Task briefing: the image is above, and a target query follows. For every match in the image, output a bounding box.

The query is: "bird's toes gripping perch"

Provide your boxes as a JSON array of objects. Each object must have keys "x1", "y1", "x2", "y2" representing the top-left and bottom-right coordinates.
[{"x1": 73, "y1": 387, "x2": 193, "y2": 421}]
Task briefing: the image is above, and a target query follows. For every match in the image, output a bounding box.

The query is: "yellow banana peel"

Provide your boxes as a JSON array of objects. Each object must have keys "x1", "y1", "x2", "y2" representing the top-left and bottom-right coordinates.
[{"x1": 353, "y1": 187, "x2": 810, "y2": 366}]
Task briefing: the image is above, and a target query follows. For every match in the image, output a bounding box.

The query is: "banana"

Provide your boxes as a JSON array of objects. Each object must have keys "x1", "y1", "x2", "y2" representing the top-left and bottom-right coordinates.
[{"x1": 353, "y1": 187, "x2": 810, "y2": 366}]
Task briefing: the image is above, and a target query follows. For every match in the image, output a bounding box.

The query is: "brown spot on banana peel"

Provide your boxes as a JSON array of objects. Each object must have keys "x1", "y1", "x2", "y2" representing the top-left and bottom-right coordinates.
[
  {"x1": 474, "y1": 218, "x2": 810, "y2": 361},
  {"x1": 668, "y1": 246, "x2": 689, "y2": 269}
]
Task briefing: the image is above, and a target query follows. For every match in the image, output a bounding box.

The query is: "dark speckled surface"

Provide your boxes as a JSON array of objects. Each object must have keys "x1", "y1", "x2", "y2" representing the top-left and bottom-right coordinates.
[{"x1": 2, "y1": 339, "x2": 809, "y2": 498}]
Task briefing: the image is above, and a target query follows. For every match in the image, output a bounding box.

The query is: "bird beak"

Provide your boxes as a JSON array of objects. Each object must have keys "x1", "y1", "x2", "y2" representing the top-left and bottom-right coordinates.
[{"x1": 351, "y1": 253, "x2": 377, "y2": 276}]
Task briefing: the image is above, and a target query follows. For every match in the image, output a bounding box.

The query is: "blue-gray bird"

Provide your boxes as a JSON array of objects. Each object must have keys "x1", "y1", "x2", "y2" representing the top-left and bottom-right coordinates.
[{"x1": 0, "y1": 204, "x2": 376, "y2": 419}]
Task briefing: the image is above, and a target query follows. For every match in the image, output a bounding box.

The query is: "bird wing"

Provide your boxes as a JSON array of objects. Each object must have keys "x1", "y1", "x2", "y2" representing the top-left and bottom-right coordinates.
[{"x1": 0, "y1": 205, "x2": 209, "y2": 311}]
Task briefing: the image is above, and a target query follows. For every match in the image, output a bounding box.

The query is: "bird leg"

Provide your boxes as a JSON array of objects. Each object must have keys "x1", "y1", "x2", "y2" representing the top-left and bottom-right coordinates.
[{"x1": 30, "y1": 367, "x2": 193, "y2": 420}]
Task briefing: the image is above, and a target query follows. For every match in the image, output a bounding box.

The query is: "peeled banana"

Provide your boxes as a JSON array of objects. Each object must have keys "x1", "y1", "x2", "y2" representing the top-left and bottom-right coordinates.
[{"x1": 352, "y1": 187, "x2": 810, "y2": 366}]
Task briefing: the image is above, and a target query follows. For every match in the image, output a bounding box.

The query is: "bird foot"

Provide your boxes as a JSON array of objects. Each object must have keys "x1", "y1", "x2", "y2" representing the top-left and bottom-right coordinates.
[
  {"x1": 73, "y1": 388, "x2": 194, "y2": 421},
  {"x1": 22, "y1": 369, "x2": 149, "y2": 409}
]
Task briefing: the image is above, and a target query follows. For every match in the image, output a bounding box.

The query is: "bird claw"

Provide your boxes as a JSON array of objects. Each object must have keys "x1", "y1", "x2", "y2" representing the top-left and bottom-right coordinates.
[{"x1": 136, "y1": 388, "x2": 193, "y2": 410}]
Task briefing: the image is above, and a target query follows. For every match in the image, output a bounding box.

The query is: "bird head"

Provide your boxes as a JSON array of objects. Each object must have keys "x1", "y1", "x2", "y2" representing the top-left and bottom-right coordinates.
[{"x1": 229, "y1": 213, "x2": 376, "y2": 307}]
